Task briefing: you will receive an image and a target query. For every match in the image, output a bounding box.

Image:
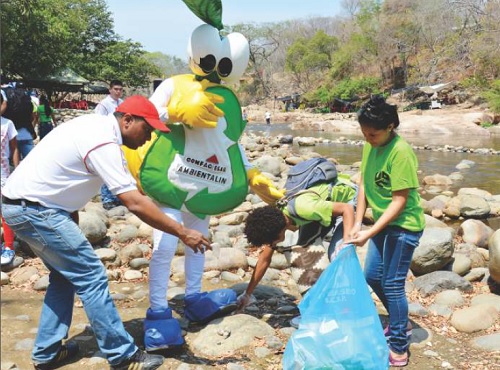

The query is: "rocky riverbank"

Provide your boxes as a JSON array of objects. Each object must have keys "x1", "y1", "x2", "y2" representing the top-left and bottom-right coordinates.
[
  {"x1": 2, "y1": 129, "x2": 500, "y2": 369},
  {"x1": 244, "y1": 103, "x2": 500, "y2": 143}
]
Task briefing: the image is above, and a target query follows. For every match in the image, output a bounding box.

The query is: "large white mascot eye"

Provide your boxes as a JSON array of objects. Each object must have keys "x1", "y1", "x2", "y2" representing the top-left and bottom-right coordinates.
[
  {"x1": 218, "y1": 32, "x2": 249, "y2": 84},
  {"x1": 188, "y1": 24, "x2": 222, "y2": 76}
]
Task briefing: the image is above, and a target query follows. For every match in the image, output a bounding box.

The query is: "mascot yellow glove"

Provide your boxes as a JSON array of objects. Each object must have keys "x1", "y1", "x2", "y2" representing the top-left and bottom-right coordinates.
[
  {"x1": 168, "y1": 75, "x2": 225, "y2": 129},
  {"x1": 247, "y1": 167, "x2": 285, "y2": 205}
]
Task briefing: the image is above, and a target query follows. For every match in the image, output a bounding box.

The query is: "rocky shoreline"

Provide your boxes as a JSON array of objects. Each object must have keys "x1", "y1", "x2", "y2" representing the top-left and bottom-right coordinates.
[{"x1": 2, "y1": 107, "x2": 499, "y2": 370}]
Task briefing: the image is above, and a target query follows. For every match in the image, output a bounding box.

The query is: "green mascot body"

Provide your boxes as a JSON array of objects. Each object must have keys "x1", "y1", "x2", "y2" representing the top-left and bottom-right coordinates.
[{"x1": 140, "y1": 83, "x2": 248, "y2": 218}]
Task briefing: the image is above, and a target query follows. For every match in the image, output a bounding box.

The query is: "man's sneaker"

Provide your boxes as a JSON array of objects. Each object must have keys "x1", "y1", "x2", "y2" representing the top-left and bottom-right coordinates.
[
  {"x1": 34, "y1": 341, "x2": 79, "y2": 370},
  {"x1": 112, "y1": 349, "x2": 164, "y2": 370},
  {"x1": 1, "y1": 248, "x2": 15, "y2": 265}
]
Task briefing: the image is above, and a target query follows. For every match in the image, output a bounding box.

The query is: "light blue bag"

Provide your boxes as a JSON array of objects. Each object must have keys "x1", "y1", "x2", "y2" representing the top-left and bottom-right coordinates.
[{"x1": 283, "y1": 245, "x2": 389, "y2": 370}]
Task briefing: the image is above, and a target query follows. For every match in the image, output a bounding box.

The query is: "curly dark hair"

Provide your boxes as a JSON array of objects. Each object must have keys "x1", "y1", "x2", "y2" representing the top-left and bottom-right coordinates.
[
  {"x1": 244, "y1": 206, "x2": 287, "y2": 246},
  {"x1": 357, "y1": 94, "x2": 400, "y2": 130}
]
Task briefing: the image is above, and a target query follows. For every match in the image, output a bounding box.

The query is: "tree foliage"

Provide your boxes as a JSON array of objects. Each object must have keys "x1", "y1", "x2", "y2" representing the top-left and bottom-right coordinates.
[
  {"x1": 1, "y1": 0, "x2": 497, "y2": 105},
  {"x1": 286, "y1": 31, "x2": 338, "y2": 91},
  {"x1": 1, "y1": 0, "x2": 90, "y2": 78},
  {"x1": 483, "y1": 80, "x2": 500, "y2": 113},
  {"x1": 1, "y1": 0, "x2": 160, "y2": 87},
  {"x1": 304, "y1": 76, "x2": 381, "y2": 105}
]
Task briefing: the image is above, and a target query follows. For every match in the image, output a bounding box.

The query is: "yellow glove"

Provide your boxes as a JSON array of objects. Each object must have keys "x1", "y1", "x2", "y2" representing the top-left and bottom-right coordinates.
[
  {"x1": 168, "y1": 75, "x2": 225, "y2": 129},
  {"x1": 247, "y1": 167, "x2": 285, "y2": 205}
]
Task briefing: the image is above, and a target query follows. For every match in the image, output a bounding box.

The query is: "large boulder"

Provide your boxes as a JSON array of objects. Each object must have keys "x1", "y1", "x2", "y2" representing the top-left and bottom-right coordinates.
[
  {"x1": 459, "y1": 194, "x2": 491, "y2": 218},
  {"x1": 251, "y1": 155, "x2": 283, "y2": 176},
  {"x1": 413, "y1": 271, "x2": 473, "y2": 296},
  {"x1": 488, "y1": 230, "x2": 500, "y2": 283},
  {"x1": 422, "y1": 174, "x2": 452, "y2": 186},
  {"x1": 411, "y1": 227, "x2": 454, "y2": 275},
  {"x1": 450, "y1": 304, "x2": 498, "y2": 333},
  {"x1": 457, "y1": 188, "x2": 494, "y2": 201},
  {"x1": 444, "y1": 197, "x2": 461, "y2": 218},
  {"x1": 455, "y1": 243, "x2": 488, "y2": 269},
  {"x1": 78, "y1": 211, "x2": 107, "y2": 244},
  {"x1": 458, "y1": 219, "x2": 494, "y2": 248}
]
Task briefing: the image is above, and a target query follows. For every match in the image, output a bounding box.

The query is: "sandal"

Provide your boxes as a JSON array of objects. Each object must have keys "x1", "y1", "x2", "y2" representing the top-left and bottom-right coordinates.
[{"x1": 389, "y1": 351, "x2": 408, "y2": 367}]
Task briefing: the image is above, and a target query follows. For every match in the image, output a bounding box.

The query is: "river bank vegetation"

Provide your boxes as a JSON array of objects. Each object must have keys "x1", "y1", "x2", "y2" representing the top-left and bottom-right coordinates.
[{"x1": 1, "y1": 0, "x2": 499, "y2": 111}]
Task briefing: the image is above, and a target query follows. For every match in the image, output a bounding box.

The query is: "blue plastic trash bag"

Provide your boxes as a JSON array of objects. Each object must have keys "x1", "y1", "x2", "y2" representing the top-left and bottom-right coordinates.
[{"x1": 283, "y1": 244, "x2": 389, "y2": 370}]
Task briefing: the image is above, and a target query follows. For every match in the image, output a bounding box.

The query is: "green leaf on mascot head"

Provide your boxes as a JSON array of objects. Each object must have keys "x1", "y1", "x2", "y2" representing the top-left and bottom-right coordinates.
[{"x1": 181, "y1": 0, "x2": 224, "y2": 30}]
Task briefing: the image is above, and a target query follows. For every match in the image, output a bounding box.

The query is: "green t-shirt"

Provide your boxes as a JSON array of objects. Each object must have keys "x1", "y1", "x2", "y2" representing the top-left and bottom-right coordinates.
[
  {"x1": 37, "y1": 105, "x2": 53, "y2": 124},
  {"x1": 282, "y1": 177, "x2": 357, "y2": 227},
  {"x1": 361, "y1": 135, "x2": 425, "y2": 232}
]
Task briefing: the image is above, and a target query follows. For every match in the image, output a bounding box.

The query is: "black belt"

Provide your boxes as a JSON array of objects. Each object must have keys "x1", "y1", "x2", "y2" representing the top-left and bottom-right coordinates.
[{"x1": 2, "y1": 196, "x2": 42, "y2": 207}]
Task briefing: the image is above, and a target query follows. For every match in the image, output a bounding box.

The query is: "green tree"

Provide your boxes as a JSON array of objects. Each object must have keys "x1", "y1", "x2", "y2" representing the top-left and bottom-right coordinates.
[
  {"x1": 483, "y1": 80, "x2": 500, "y2": 113},
  {"x1": 329, "y1": 0, "x2": 380, "y2": 81},
  {"x1": 1, "y1": 0, "x2": 160, "y2": 87},
  {"x1": 1, "y1": 0, "x2": 90, "y2": 77},
  {"x1": 285, "y1": 30, "x2": 338, "y2": 90},
  {"x1": 74, "y1": 39, "x2": 161, "y2": 87}
]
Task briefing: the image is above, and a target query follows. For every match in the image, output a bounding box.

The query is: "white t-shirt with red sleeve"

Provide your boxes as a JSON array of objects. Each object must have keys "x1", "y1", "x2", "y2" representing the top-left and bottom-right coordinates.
[{"x1": 2, "y1": 114, "x2": 137, "y2": 212}]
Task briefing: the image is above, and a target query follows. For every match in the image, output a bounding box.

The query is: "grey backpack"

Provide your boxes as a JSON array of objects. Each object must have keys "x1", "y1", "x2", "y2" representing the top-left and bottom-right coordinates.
[{"x1": 279, "y1": 158, "x2": 338, "y2": 220}]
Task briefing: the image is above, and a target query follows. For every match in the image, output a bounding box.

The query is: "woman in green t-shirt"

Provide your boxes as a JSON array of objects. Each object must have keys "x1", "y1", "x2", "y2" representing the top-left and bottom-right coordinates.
[
  {"x1": 350, "y1": 95, "x2": 425, "y2": 367},
  {"x1": 36, "y1": 95, "x2": 56, "y2": 140}
]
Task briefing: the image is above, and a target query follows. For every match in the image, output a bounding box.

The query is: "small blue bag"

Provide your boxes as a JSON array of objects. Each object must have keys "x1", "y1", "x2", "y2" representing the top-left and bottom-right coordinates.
[{"x1": 283, "y1": 245, "x2": 389, "y2": 370}]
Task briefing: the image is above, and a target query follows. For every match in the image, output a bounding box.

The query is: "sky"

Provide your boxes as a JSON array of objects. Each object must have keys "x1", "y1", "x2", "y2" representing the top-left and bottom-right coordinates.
[{"x1": 106, "y1": 0, "x2": 344, "y2": 60}]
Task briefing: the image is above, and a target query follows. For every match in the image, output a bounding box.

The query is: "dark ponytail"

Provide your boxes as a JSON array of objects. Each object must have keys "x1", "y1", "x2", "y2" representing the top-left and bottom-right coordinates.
[{"x1": 358, "y1": 95, "x2": 399, "y2": 130}]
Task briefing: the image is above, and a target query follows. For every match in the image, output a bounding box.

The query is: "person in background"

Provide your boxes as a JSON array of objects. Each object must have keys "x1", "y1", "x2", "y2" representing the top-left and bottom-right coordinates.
[
  {"x1": 1, "y1": 92, "x2": 20, "y2": 265},
  {"x1": 95, "y1": 79, "x2": 124, "y2": 209},
  {"x1": 2, "y1": 95, "x2": 211, "y2": 370},
  {"x1": 36, "y1": 94, "x2": 56, "y2": 140},
  {"x1": 95, "y1": 79, "x2": 124, "y2": 116},
  {"x1": 2, "y1": 83, "x2": 36, "y2": 160},
  {"x1": 349, "y1": 95, "x2": 425, "y2": 367},
  {"x1": 265, "y1": 111, "x2": 271, "y2": 125}
]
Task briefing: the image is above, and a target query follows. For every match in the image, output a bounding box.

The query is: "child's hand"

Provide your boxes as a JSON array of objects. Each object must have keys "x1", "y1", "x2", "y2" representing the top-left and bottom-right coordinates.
[{"x1": 235, "y1": 292, "x2": 256, "y2": 312}]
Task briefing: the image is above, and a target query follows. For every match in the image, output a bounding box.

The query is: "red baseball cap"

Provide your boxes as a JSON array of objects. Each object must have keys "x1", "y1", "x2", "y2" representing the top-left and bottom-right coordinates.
[{"x1": 116, "y1": 95, "x2": 170, "y2": 132}]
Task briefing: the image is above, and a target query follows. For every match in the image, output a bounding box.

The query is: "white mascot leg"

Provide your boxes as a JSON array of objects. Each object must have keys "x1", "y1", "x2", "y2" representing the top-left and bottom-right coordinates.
[{"x1": 144, "y1": 207, "x2": 184, "y2": 351}]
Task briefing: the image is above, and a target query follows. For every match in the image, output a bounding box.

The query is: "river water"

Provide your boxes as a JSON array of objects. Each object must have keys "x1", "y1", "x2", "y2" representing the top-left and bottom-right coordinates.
[{"x1": 246, "y1": 123, "x2": 500, "y2": 199}]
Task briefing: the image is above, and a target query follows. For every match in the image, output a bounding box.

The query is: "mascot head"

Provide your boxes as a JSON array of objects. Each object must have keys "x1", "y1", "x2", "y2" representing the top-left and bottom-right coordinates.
[{"x1": 183, "y1": 0, "x2": 249, "y2": 84}]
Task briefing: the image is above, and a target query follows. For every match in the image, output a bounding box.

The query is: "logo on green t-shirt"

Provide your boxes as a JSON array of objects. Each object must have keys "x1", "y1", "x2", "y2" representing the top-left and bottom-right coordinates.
[{"x1": 375, "y1": 171, "x2": 390, "y2": 188}]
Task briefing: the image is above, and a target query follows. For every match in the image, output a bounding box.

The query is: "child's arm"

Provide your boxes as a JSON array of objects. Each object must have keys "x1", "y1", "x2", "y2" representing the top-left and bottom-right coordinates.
[{"x1": 237, "y1": 245, "x2": 274, "y2": 310}]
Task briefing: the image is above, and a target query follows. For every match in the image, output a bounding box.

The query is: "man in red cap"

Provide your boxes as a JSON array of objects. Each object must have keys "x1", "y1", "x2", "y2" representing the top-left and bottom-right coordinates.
[{"x1": 1, "y1": 95, "x2": 209, "y2": 370}]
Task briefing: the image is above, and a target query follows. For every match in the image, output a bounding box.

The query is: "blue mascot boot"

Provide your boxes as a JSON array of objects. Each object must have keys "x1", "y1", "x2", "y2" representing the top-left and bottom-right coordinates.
[
  {"x1": 144, "y1": 307, "x2": 184, "y2": 351},
  {"x1": 184, "y1": 289, "x2": 237, "y2": 324}
]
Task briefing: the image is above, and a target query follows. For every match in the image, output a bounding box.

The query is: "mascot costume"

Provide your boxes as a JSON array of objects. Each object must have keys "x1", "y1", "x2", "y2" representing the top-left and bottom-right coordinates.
[{"x1": 123, "y1": 0, "x2": 283, "y2": 351}]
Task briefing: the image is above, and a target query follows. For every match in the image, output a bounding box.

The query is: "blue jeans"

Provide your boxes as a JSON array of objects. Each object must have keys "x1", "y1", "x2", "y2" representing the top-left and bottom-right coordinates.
[
  {"x1": 1, "y1": 203, "x2": 137, "y2": 365},
  {"x1": 100, "y1": 184, "x2": 122, "y2": 207},
  {"x1": 364, "y1": 226, "x2": 422, "y2": 354},
  {"x1": 39, "y1": 123, "x2": 53, "y2": 140},
  {"x1": 17, "y1": 139, "x2": 34, "y2": 160}
]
